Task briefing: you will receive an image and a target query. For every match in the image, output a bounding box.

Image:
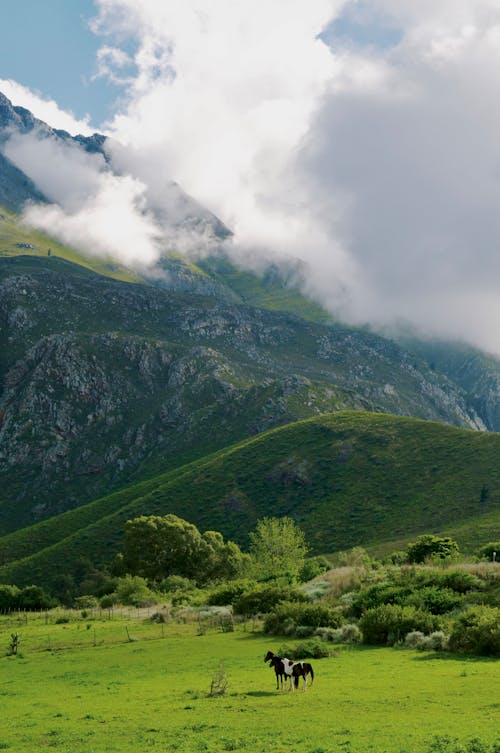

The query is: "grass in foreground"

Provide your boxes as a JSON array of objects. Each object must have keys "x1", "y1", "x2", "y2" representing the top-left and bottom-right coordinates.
[{"x1": 0, "y1": 616, "x2": 498, "y2": 753}]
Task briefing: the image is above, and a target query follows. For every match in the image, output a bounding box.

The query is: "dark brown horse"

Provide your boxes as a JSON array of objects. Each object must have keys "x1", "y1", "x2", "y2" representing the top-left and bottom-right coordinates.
[{"x1": 264, "y1": 650, "x2": 314, "y2": 692}]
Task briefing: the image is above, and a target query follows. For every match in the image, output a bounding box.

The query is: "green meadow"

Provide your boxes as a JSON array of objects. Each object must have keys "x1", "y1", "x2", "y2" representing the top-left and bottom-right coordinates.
[{"x1": 0, "y1": 615, "x2": 498, "y2": 753}]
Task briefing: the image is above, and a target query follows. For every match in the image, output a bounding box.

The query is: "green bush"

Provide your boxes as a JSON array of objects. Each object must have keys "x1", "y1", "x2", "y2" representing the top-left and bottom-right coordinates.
[
  {"x1": 406, "y1": 586, "x2": 463, "y2": 615},
  {"x1": 207, "y1": 580, "x2": 257, "y2": 606},
  {"x1": 277, "y1": 640, "x2": 330, "y2": 659},
  {"x1": 350, "y1": 583, "x2": 413, "y2": 617},
  {"x1": 263, "y1": 601, "x2": 342, "y2": 635},
  {"x1": 359, "y1": 604, "x2": 441, "y2": 646},
  {"x1": 406, "y1": 534, "x2": 459, "y2": 564},
  {"x1": 233, "y1": 584, "x2": 307, "y2": 615},
  {"x1": 298, "y1": 556, "x2": 330, "y2": 582},
  {"x1": 477, "y1": 542, "x2": 500, "y2": 562},
  {"x1": 160, "y1": 575, "x2": 195, "y2": 593},
  {"x1": 439, "y1": 571, "x2": 482, "y2": 594},
  {"x1": 113, "y1": 575, "x2": 157, "y2": 607},
  {"x1": 448, "y1": 606, "x2": 500, "y2": 656}
]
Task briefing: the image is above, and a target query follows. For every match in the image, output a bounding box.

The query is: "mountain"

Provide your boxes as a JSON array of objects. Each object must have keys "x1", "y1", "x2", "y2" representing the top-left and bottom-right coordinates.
[
  {"x1": 1, "y1": 90, "x2": 499, "y2": 569},
  {"x1": 0, "y1": 90, "x2": 230, "y2": 240},
  {"x1": 0, "y1": 411, "x2": 498, "y2": 591},
  {"x1": 0, "y1": 253, "x2": 485, "y2": 534},
  {"x1": 401, "y1": 339, "x2": 500, "y2": 432}
]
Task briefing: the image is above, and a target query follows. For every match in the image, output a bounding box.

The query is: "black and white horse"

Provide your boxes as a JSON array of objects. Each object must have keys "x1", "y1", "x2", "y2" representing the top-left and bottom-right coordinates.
[{"x1": 264, "y1": 650, "x2": 314, "y2": 692}]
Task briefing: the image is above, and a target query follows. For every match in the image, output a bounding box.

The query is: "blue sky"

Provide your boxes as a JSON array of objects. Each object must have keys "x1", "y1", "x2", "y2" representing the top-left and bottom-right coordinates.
[
  {"x1": 0, "y1": 0, "x2": 401, "y2": 129},
  {"x1": 0, "y1": 0, "x2": 118, "y2": 125}
]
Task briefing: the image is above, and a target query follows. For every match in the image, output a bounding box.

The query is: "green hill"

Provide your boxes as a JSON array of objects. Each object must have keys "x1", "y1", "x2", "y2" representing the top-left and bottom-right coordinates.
[
  {"x1": 1, "y1": 411, "x2": 499, "y2": 589},
  {"x1": 0, "y1": 206, "x2": 144, "y2": 282}
]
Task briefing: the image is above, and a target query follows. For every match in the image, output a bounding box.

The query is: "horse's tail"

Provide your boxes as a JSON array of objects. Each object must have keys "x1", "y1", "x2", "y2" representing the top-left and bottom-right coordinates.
[{"x1": 307, "y1": 663, "x2": 314, "y2": 684}]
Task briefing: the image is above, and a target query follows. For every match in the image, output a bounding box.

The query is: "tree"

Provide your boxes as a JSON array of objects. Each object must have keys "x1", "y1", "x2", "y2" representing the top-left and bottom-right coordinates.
[
  {"x1": 124, "y1": 514, "x2": 203, "y2": 581},
  {"x1": 123, "y1": 514, "x2": 247, "y2": 584},
  {"x1": 406, "y1": 534, "x2": 459, "y2": 564},
  {"x1": 248, "y1": 516, "x2": 309, "y2": 583}
]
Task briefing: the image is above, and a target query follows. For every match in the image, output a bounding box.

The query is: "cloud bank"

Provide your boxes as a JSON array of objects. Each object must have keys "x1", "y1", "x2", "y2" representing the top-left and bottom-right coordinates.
[{"x1": 7, "y1": 1, "x2": 500, "y2": 353}]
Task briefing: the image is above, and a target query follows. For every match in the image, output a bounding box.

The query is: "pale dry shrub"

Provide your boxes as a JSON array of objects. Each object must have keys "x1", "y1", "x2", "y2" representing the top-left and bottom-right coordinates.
[
  {"x1": 416, "y1": 631, "x2": 449, "y2": 651},
  {"x1": 405, "y1": 630, "x2": 425, "y2": 648},
  {"x1": 321, "y1": 567, "x2": 367, "y2": 598}
]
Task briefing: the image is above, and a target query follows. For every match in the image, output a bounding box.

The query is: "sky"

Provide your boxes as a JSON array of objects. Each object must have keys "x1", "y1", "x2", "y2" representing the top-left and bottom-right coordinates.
[{"x1": 2, "y1": 1, "x2": 500, "y2": 354}]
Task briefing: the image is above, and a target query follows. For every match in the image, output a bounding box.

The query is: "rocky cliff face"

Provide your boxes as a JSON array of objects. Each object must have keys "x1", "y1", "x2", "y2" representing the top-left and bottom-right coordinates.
[
  {"x1": 0, "y1": 255, "x2": 483, "y2": 533},
  {"x1": 403, "y1": 339, "x2": 500, "y2": 431}
]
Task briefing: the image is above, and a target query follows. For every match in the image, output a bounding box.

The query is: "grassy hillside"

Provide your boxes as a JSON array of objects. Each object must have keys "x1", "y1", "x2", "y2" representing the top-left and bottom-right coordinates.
[
  {"x1": 1, "y1": 411, "x2": 499, "y2": 589},
  {"x1": 199, "y1": 255, "x2": 334, "y2": 323},
  {"x1": 0, "y1": 206, "x2": 144, "y2": 282}
]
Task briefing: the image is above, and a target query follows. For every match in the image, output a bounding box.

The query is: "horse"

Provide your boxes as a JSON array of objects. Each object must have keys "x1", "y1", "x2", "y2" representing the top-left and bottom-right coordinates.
[
  {"x1": 264, "y1": 651, "x2": 314, "y2": 692},
  {"x1": 264, "y1": 649, "x2": 287, "y2": 690}
]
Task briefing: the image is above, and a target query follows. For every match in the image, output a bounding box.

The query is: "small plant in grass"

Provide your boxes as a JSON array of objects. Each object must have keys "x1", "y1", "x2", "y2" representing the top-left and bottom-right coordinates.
[
  {"x1": 209, "y1": 661, "x2": 228, "y2": 696},
  {"x1": 7, "y1": 633, "x2": 20, "y2": 656}
]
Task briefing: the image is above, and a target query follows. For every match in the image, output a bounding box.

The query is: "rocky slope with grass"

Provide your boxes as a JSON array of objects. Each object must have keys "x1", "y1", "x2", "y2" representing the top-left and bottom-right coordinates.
[{"x1": 0, "y1": 254, "x2": 485, "y2": 533}]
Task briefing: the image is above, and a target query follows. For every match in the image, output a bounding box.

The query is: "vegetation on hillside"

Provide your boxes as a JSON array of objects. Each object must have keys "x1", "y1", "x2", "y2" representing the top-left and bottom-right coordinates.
[{"x1": 1, "y1": 411, "x2": 499, "y2": 592}]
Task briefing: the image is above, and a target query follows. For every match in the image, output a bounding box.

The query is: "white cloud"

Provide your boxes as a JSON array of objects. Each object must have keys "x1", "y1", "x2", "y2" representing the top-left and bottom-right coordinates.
[
  {"x1": 0, "y1": 79, "x2": 94, "y2": 136},
  {"x1": 7, "y1": 1, "x2": 500, "y2": 354},
  {"x1": 5, "y1": 131, "x2": 162, "y2": 268}
]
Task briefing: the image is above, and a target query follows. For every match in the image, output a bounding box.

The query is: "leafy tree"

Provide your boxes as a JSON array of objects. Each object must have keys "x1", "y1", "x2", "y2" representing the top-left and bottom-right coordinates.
[
  {"x1": 0, "y1": 585, "x2": 21, "y2": 610},
  {"x1": 248, "y1": 516, "x2": 309, "y2": 583},
  {"x1": 406, "y1": 534, "x2": 459, "y2": 564},
  {"x1": 123, "y1": 514, "x2": 247, "y2": 584},
  {"x1": 124, "y1": 514, "x2": 203, "y2": 581},
  {"x1": 18, "y1": 585, "x2": 53, "y2": 610},
  {"x1": 113, "y1": 575, "x2": 156, "y2": 607}
]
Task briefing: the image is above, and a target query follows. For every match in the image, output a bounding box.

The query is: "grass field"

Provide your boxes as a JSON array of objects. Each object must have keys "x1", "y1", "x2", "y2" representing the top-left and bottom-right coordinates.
[{"x1": 0, "y1": 614, "x2": 498, "y2": 753}]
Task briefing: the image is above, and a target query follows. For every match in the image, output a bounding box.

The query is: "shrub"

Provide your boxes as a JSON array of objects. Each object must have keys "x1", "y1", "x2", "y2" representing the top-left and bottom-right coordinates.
[
  {"x1": 295, "y1": 625, "x2": 316, "y2": 638},
  {"x1": 277, "y1": 640, "x2": 330, "y2": 659},
  {"x1": 406, "y1": 534, "x2": 459, "y2": 564},
  {"x1": 0, "y1": 585, "x2": 21, "y2": 611},
  {"x1": 477, "y1": 542, "x2": 500, "y2": 562},
  {"x1": 207, "y1": 580, "x2": 257, "y2": 606},
  {"x1": 73, "y1": 595, "x2": 98, "y2": 610},
  {"x1": 114, "y1": 575, "x2": 157, "y2": 607},
  {"x1": 405, "y1": 630, "x2": 425, "y2": 648},
  {"x1": 339, "y1": 623, "x2": 362, "y2": 643},
  {"x1": 439, "y1": 571, "x2": 482, "y2": 594},
  {"x1": 406, "y1": 586, "x2": 463, "y2": 615},
  {"x1": 359, "y1": 604, "x2": 440, "y2": 646},
  {"x1": 314, "y1": 627, "x2": 340, "y2": 642},
  {"x1": 298, "y1": 556, "x2": 330, "y2": 582},
  {"x1": 301, "y1": 580, "x2": 330, "y2": 601},
  {"x1": 316, "y1": 624, "x2": 362, "y2": 644},
  {"x1": 448, "y1": 606, "x2": 500, "y2": 656},
  {"x1": 263, "y1": 602, "x2": 342, "y2": 635},
  {"x1": 350, "y1": 583, "x2": 413, "y2": 617},
  {"x1": 233, "y1": 584, "x2": 307, "y2": 616},
  {"x1": 160, "y1": 575, "x2": 195, "y2": 593},
  {"x1": 416, "y1": 631, "x2": 449, "y2": 651}
]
